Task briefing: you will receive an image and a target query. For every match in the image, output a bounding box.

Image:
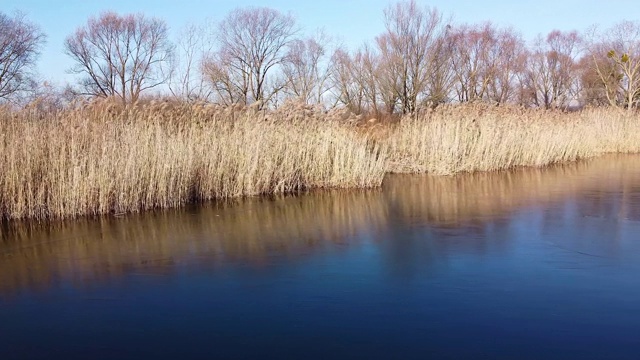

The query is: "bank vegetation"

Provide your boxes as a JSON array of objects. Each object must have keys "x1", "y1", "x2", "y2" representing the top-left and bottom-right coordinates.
[
  {"x1": 1, "y1": 101, "x2": 640, "y2": 221},
  {"x1": 3, "y1": 1, "x2": 640, "y2": 221}
]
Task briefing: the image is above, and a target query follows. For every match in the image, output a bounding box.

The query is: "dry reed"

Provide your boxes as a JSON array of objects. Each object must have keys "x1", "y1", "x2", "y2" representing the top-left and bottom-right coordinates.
[
  {"x1": 0, "y1": 100, "x2": 386, "y2": 221},
  {"x1": 1, "y1": 101, "x2": 640, "y2": 221},
  {"x1": 384, "y1": 104, "x2": 640, "y2": 174}
]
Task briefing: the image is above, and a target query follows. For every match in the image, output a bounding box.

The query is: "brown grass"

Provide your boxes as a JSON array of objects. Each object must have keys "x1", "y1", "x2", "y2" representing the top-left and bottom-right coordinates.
[
  {"x1": 1, "y1": 100, "x2": 639, "y2": 221},
  {"x1": 0, "y1": 100, "x2": 386, "y2": 221},
  {"x1": 384, "y1": 104, "x2": 640, "y2": 174}
]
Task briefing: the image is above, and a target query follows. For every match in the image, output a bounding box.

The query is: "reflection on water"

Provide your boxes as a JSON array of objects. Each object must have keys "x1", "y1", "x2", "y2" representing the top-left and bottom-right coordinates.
[
  {"x1": 0, "y1": 190, "x2": 390, "y2": 295},
  {"x1": 1, "y1": 155, "x2": 640, "y2": 295},
  {"x1": 2, "y1": 155, "x2": 640, "y2": 359},
  {"x1": 384, "y1": 155, "x2": 640, "y2": 225}
]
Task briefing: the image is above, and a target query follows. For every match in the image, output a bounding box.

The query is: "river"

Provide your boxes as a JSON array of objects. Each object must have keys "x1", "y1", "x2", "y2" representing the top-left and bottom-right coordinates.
[{"x1": 1, "y1": 155, "x2": 640, "y2": 359}]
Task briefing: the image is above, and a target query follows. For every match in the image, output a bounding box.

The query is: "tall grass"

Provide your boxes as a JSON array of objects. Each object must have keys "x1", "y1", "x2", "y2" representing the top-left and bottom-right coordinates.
[
  {"x1": 1, "y1": 100, "x2": 639, "y2": 221},
  {"x1": 384, "y1": 104, "x2": 640, "y2": 174},
  {"x1": 0, "y1": 101, "x2": 386, "y2": 220}
]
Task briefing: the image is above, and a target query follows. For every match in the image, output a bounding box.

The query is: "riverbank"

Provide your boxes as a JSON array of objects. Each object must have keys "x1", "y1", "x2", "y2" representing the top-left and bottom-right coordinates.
[
  {"x1": 385, "y1": 105, "x2": 640, "y2": 174},
  {"x1": 2, "y1": 153, "x2": 640, "y2": 294},
  {"x1": 1, "y1": 101, "x2": 639, "y2": 221}
]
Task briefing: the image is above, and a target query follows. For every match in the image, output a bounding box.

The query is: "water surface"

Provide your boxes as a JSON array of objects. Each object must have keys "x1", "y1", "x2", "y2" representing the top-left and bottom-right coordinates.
[{"x1": 2, "y1": 155, "x2": 640, "y2": 359}]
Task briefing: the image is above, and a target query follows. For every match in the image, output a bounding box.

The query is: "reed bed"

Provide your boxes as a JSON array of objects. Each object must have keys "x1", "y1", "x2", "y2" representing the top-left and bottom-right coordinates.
[
  {"x1": 3, "y1": 154, "x2": 639, "y2": 294},
  {"x1": 0, "y1": 101, "x2": 386, "y2": 221},
  {"x1": 1, "y1": 100, "x2": 639, "y2": 221},
  {"x1": 385, "y1": 105, "x2": 640, "y2": 174}
]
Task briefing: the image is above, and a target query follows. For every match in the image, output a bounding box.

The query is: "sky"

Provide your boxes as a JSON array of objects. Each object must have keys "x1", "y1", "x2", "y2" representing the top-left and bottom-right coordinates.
[{"x1": 4, "y1": 0, "x2": 640, "y2": 85}]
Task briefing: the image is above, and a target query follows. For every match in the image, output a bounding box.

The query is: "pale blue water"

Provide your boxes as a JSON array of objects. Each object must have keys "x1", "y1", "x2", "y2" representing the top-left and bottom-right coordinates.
[{"x1": 1, "y1": 156, "x2": 640, "y2": 359}]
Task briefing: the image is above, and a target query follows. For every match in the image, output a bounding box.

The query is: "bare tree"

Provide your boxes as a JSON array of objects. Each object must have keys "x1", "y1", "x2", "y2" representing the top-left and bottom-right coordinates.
[
  {"x1": 203, "y1": 7, "x2": 296, "y2": 107},
  {"x1": 587, "y1": 21, "x2": 640, "y2": 111},
  {"x1": 281, "y1": 32, "x2": 333, "y2": 105},
  {"x1": 64, "y1": 12, "x2": 174, "y2": 105},
  {"x1": 167, "y1": 23, "x2": 214, "y2": 102},
  {"x1": 450, "y1": 23, "x2": 498, "y2": 103},
  {"x1": 353, "y1": 45, "x2": 387, "y2": 115},
  {"x1": 22, "y1": 81, "x2": 77, "y2": 115},
  {"x1": 424, "y1": 27, "x2": 455, "y2": 107},
  {"x1": 375, "y1": 1, "x2": 450, "y2": 113},
  {"x1": 485, "y1": 27, "x2": 526, "y2": 104},
  {"x1": 202, "y1": 51, "x2": 249, "y2": 106},
  {"x1": 0, "y1": 12, "x2": 46, "y2": 102},
  {"x1": 449, "y1": 23, "x2": 525, "y2": 105},
  {"x1": 577, "y1": 52, "x2": 615, "y2": 106},
  {"x1": 328, "y1": 48, "x2": 366, "y2": 113},
  {"x1": 523, "y1": 30, "x2": 581, "y2": 109}
]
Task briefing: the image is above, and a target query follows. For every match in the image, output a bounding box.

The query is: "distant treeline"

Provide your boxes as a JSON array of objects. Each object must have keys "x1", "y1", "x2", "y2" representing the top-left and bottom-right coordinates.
[{"x1": 2, "y1": 1, "x2": 640, "y2": 114}]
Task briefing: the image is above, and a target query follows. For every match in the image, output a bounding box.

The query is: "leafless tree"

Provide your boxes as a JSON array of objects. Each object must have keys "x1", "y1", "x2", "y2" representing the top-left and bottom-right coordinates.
[
  {"x1": 328, "y1": 48, "x2": 366, "y2": 113},
  {"x1": 350, "y1": 45, "x2": 381, "y2": 114},
  {"x1": 485, "y1": 27, "x2": 526, "y2": 104},
  {"x1": 167, "y1": 23, "x2": 214, "y2": 102},
  {"x1": 587, "y1": 21, "x2": 640, "y2": 111},
  {"x1": 22, "y1": 81, "x2": 78, "y2": 115},
  {"x1": 450, "y1": 23, "x2": 525, "y2": 105},
  {"x1": 576, "y1": 52, "x2": 614, "y2": 106},
  {"x1": 450, "y1": 23, "x2": 498, "y2": 102},
  {"x1": 0, "y1": 12, "x2": 46, "y2": 102},
  {"x1": 424, "y1": 27, "x2": 456, "y2": 107},
  {"x1": 64, "y1": 12, "x2": 174, "y2": 105},
  {"x1": 375, "y1": 1, "x2": 450, "y2": 113},
  {"x1": 202, "y1": 51, "x2": 249, "y2": 106},
  {"x1": 281, "y1": 32, "x2": 333, "y2": 105},
  {"x1": 523, "y1": 30, "x2": 581, "y2": 109},
  {"x1": 203, "y1": 7, "x2": 296, "y2": 107}
]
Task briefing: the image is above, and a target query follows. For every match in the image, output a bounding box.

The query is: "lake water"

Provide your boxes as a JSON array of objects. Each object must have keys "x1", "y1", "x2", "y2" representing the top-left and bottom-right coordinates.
[{"x1": 1, "y1": 155, "x2": 640, "y2": 359}]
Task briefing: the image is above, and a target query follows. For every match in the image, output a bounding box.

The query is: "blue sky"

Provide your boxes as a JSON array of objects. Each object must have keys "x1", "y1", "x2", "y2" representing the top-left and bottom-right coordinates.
[{"x1": 5, "y1": 0, "x2": 640, "y2": 85}]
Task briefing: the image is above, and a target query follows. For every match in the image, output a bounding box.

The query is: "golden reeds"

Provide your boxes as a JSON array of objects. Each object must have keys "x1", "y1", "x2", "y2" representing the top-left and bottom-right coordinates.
[
  {"x1": 385, "y1": 104, "x2": 640, "y2": 174},
  {"x1": 0, "y1": 101, "x2": 386, "y2": 221},
  {"x1": 1, "y1": 100, "x2": 639, "y2": 221}
]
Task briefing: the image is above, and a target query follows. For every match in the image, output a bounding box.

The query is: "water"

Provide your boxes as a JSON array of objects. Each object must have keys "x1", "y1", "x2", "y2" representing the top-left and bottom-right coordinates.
[{"x1": 2, "y1": 155, "x2": 640, "y2": 359}]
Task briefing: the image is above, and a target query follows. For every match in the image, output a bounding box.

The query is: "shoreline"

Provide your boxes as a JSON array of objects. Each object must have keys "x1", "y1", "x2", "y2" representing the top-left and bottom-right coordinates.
[
  {"x1": 1, "y1": 103, "x2": 639, "y2": 222},
  {"x1": 3, "y1": 153, "x2": 640, "y2": 293}
]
